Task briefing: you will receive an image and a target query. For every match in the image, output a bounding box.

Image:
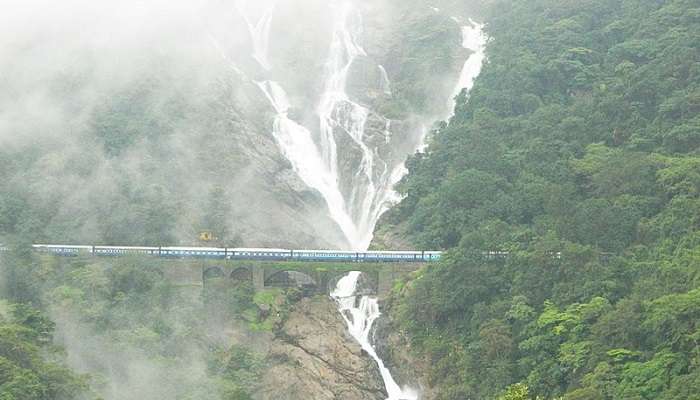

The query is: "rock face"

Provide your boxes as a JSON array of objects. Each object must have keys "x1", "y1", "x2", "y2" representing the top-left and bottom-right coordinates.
[
  {"x1": 374, "y1": 312, "x2": 436, "y2": 400},
  {"x1": 256, "y1": 296, "x2": 386, "y2": 400}
]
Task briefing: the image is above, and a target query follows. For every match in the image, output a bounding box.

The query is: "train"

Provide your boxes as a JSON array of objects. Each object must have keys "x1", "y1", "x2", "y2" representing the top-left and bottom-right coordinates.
[{"x1": 19, "y1": 244, "x2": 442, "y2": 263}]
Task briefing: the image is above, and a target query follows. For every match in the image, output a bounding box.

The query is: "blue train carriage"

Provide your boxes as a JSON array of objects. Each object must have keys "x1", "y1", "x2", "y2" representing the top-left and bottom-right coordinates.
[
  {"x1": 362, "y1": 250, "x2": 422, "y2": 262},
  {"x1": 159, "y1": 246, "x2": 228, "y2": 259},
  {"x1": 423, "y1": 251, "x2": 442, "y2": 261},
  {"x1": 361, "y1": 250, "x2": 441, "y2": 262},
  {"x1": 32, "y1": 244, "x2": 93, "y2": 256},
  {"x1": 93, "y1": 245, "x2": 160, "y2": 256},
  {"x1": 229, "y1": 248, "x2": 292, "y2": 260},
  {"x1": 292, "y1": 250, "x2": 357, "y2": 262}
]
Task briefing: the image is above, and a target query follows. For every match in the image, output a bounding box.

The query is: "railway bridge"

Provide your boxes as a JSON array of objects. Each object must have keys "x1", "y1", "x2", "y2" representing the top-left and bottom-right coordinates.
[
  {"x1": 175, "y1": 260, "x2": 422, "y2": 298},
  {"x1": 1, "y1": 244, "x2": 435, "y2": 298}
]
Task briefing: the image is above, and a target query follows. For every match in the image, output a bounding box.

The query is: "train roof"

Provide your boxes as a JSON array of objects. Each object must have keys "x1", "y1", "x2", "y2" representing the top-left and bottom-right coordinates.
[
  {"x1": 95, "y1": 245, "x2": 159, "y2": 250},
  {"x1": 295, "y1": 249, "x2": 358, "y2": 253},
  {"x1": 33, "y1": 244, "x2": 93, "y2": 249},
  {"x1": 27, "y1": 244, "x2": 442, "y2": 254},
  {"x1": 161, "y1": 246, "x2": 229, "y2": 251},
  {"x1": 231, "y1": 248, "x2": 290, "y2": 252},
  {"x1": 366, "y1": 250, "x2": 440, "y2": 254},
  {"x1": 295, "y1": 249, "x2": 441, "y2": 254}
]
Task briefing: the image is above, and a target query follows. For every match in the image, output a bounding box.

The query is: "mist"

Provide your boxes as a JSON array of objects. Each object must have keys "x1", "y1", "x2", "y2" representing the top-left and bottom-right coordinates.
[
  {"x1": 0, "y1": 0, "x2": 470, "y2": 251},
  {"x1": 0, "y1": 0, "x2": 473, "y2": 397}
]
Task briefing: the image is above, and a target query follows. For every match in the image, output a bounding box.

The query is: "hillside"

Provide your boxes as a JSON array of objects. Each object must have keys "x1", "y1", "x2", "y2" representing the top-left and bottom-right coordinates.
[
  {"x1": 377, "y1": 0, "x2": 700, "y2": 398},
  {"x1": 1, "y1": 0, "x2": 699, "y2": 399},
  {"x1": 0, "y1": 0, "x2": 466, "y2": 250}
]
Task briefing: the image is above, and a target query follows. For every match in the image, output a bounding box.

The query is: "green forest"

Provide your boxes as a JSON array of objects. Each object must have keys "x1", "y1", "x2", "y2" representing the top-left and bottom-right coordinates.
[
  {"x1": 1, "y1": 0, "x2": 699, "y2": 399},
  {"x1": 382, "y1": 0, "x2": 700, "y2": 398},
  {"x1": 0, "y1": 249, "x2": 279, "y2": 400}
]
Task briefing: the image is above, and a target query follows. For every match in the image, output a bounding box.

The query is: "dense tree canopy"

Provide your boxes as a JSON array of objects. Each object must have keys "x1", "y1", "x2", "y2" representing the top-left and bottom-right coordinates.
[
  {"x1": 382, "y1": 0, "x2": 700, "y2": 398},
  {"x1": 0, "y1": 301, "x2": 92, "y2": 400}
]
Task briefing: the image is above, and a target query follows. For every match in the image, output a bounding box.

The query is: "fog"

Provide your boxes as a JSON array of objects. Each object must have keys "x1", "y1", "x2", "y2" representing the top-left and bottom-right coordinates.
[
  {"x1": 0, "y1": 1, "x2": 474, "y2": 396},
  {"x1": 0, "y1": 0, "x2": 472, "y2": 250},
  {"x1": 50, "y1": 290, "x2": 243, "y2": 400},
  {"x1": 0, "y1": 0, "x2": 215, "y2": 142},
  {"x1": 0, "y1": 0, "x2": 354, "y2": 248}
]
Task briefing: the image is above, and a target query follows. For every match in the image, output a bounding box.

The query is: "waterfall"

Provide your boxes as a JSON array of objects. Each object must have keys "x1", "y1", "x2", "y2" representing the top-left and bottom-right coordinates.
[
  {"x1": 449, "y1": 19, "x2": 487, "y2": 115},
  {"x1": 317, "y1": 0, "x2": 366, "y2": 177},
  {"x1": 231, "y1": 2, "x2": 488, "y2": 398},
  {"x1": 315, "y1": 0, "x2": 415, "y2": 250},
  {"x1": 378, "y1": 65, "x2": 392, "y2": 95},
  {"x1": 255, "y1": 80, "x2": 359, "y2": 244},
  {"x1": 235, "y1": 1, "x2": 486, "y2": 251},
  {"x1": 332, "y1": 272, "x2": 418, "y2": 400},
  {"x1": 237, "y1": 0, "x2": 276, "y2": 70},
  {"x1": 237, "y1": 0, "x2": 407, "y2": 250},
  {"x1": 315, "y1": 1, "x2": 383, "y2": 250}
]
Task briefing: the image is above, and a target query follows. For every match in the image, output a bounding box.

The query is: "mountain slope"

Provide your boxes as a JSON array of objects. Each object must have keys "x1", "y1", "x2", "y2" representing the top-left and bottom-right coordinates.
[{"x1": 377, "y1": 0, "x2": 700, "y2": 398}]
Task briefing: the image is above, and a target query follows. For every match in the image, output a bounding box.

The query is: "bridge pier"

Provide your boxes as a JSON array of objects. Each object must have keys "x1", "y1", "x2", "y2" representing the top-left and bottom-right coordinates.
[
  {"x1": 121, "y1": 259, "x2": 425, "y2": 298},
  {"x1": 163, "y1": 263, "x2": 203, "y2": 288},
  {"x1": 377, "y1": 264, "x2": 421, "y2": 300},
  {"x1": 253, "y1": 267, "x2": 265, "y2": 291}
]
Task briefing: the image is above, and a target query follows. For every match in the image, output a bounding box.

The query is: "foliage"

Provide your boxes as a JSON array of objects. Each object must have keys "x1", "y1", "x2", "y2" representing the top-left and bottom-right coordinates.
[
  {"x1": 0, "y1": 301, "x2": 92, "y2": 400},
  {"x1": 382, "y1": 0, "x2": 700, "y2": 398},
  {"x1": 0, "y1": 253, "x2": 267, "y2": 399}
]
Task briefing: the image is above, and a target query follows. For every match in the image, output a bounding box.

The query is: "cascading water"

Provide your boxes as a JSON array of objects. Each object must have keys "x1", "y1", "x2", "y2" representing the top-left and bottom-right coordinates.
[
  {"x1": 254, "y1": 80, "x2": 360, "y2": 244},
  {"x1": 316, "y1": 1, "x2": 366, "y2": 177},
  {"x1": 449, "y1": 18, "x2": 487, "y2": 115},
  {"x1": 232, "y1": 2, "x2": 487, "y2": 398},
  {"x1": 236, "y1": 0, "x2": 276, "y2": 70},
  {"x1": 237, "y1": 0, "x2": 411, "y2": 250},
  {"x1": 315, "y1": 1, "x2": 393, "y2": 250},
  {"x1": 233, "y1": 1, "x2": 487, "y2": 251},
  {"x1": 332, "y1": 272, "x2": 418, "y2": 400},
  {"x1": 237, "y1": 0, "x2": 361, "y2": 244},
  {"x1": 378, "y1": 65, "x2": 392, "y2": 95}
]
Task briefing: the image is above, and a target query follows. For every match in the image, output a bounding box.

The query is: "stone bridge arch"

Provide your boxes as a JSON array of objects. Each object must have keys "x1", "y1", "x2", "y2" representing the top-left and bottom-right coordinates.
[
  {"x1": 187, "y1": 262, "x2": 420, "y2": 298},
  {"x1": 203, "y1": 266, "x2": 225, "y2": 281},
  {"x1": 264, "y1": 270, "x2": 318, "y2": 290},
  {"x1": 230, "y1": 267, "x2": 253, "y2": 285},
  {"x1": 324, "y1": 271, "x2": 378, "y2": 296}
]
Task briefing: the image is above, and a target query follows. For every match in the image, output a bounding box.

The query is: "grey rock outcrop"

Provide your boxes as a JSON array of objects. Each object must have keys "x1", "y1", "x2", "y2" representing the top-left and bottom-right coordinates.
[{"x1": 256, "y1": 296, "x2": 386, "y2": 400}]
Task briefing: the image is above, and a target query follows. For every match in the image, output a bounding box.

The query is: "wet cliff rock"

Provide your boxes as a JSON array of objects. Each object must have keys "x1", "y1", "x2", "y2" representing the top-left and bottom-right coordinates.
[
  {"x1": 256, "y1": 296, "x2": 386, "y2": 400},
  {"x1": 373, "y1": 305, "x2": 436, "y2": 400}
]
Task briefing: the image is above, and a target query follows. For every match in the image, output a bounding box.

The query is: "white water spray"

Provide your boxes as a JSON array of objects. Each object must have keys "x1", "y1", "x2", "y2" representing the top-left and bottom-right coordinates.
[
  {"x1": 449, "y1": 19, "x2": 487, "y2": 115},
  {"x1": 237, "y1": 0, "x2": 276, "y2": 70},
  {"x1": 378, "y1": 65, "x2": 392, "y2": 95},
  {"x1": 255, "y1": 80, "x2": 360, "y2": 244},
  {"x1": 317, "y1": 1, "x2": 366, "y2": 175},
  {"x1": 236, "y1": 0, "x2": 362, "y2": 244},
  {"x1": 233, "y1": 3, "x2": 487, "y2": 398},
  {"x1": 239, "y1": 0, "x2": 409, "y2": 249},
  {"x1": 314, "y1": 0, "x2": 408, "y2": 249},
  {"x1": 236, "y1": 1, "x2": 486, "y2": 251},
  {"x1": 332, "y1": 272, "x2": 418, "y2": 400}
]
